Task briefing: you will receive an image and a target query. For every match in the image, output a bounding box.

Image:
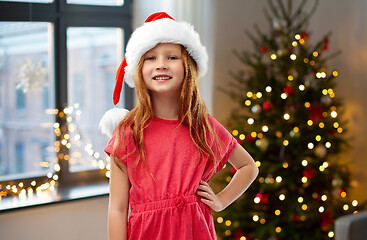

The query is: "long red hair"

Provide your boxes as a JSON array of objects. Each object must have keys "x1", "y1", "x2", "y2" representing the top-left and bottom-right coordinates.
[{"x1": 113, "y1": 45, "x2": 221, "y2": 186}]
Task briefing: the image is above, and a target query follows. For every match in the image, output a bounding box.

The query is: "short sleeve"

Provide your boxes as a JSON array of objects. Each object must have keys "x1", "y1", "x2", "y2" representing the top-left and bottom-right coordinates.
[
  {"x1": 209, "y1": 115, "x2": 238, "y2": 173},
  {"x1": 104, "y1": 127, "x2": 128, "y2": 165}
]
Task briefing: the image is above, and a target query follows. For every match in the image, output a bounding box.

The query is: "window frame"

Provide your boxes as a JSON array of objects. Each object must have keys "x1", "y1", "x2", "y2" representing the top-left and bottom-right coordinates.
[{"x1": 0, "y1": 0, "x2": 133, "y2": 190}]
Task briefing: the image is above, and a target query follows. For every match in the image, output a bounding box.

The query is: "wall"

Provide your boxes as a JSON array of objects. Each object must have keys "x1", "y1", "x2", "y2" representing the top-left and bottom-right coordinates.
[
  {"x1": 0, "y1": 196, "x2": 109, "y2": 240},
  {"x1": 213, "y1": 0, "x2": 367, "y2": 202}
]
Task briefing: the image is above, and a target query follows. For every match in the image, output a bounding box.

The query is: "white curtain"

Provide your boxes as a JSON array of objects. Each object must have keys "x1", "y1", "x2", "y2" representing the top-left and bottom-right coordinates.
[{"x1": 133, "y1": 0, "x2": 216, "y2": 113}]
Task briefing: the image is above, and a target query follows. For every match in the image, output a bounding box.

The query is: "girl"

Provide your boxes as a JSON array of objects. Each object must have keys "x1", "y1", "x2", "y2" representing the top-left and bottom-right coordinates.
[{"x1": 101, "y1": 12, "x2": 259, "y2": 240}]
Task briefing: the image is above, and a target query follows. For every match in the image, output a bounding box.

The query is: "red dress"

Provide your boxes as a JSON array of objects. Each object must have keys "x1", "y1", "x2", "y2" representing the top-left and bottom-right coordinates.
[{"x1": 105, "y1": 115, "x2": 237, "y2": 240}]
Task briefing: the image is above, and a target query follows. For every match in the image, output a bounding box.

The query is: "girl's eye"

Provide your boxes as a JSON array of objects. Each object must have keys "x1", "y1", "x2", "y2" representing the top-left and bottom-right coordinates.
[
  {"x1": 169, "y1": 56, "x2": 178, "y2": 60},
  {"x1": 145, "y1": 56, "x2": 155, "y2": 61}
]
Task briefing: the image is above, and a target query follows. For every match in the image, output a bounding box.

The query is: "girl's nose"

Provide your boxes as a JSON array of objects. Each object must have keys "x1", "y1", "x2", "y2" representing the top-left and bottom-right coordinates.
[{"x1": 156, "y1": 58, "x2": 168, "y2": 70}]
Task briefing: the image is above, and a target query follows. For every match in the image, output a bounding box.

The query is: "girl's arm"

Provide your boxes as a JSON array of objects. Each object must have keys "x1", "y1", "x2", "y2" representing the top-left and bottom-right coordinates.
[
  {"x1": 197, "y1": 143, "x2": 259, "y2": 212},
  {"x1": 108, "y1": 155, "x2": 130, "y2": 240}
]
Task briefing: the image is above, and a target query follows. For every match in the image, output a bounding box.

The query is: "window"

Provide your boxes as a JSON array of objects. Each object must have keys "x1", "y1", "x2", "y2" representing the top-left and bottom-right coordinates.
[
  {"x1": 67, "y1": 0, "x2": 124, "y2": 6},
  {"x1": 15, "y1": 143, "x2": 25, "y2": 174},
  {"x1": 16, "y1": 88, "x2": 26, "y2": 111},
  {"x1": 67, "y1": 27, "x2": 123, "y2": 172},
  {"x1": 0, "y1": 0, "x2": 132, "y2": 207}
]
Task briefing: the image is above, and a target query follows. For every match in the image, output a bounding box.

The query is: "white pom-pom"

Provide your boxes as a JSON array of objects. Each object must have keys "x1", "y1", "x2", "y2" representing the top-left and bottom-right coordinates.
[{"x1": 99, "y1": 108, "x2": 129, "y2": 137}]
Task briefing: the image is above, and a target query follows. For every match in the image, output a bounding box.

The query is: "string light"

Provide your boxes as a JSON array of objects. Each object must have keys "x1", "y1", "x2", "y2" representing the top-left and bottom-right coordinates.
[
  {"x1": 328, "y1": 231, "x2": 334, "y2": 238},
  {"x1": 0, "y1": 104, "x2": 111, "y2": 201},
  {"x1": 279, "y1": 194, "x2": 285, "y2": 201},
  {"x1": 265, "y1": 86, "x2": 272, "y2": 92},
  {"x1": 245, "y1": 100, "x2": 251, "y2": 106},
  {"x1": 271, "y1": 54, "x2": 277, "y2": 60},
  {"x1": 331, "y1": 111, "x2": 337, "y2": 118},
  {"x1": 321, "y1": 195, "x2": 327, "y2": 201},
  {"x1": 290, "y1": 54, "x2": 297, "y2": 60},
  {"x1": 217, "y1": 217, "x2": 224, "y2": 223},
  {"x1": 248, "y1": 118, "x2": 254, "y2": 125},
  {"x1": 284, "y1": 113, "x2": 290, "y2": 120},
  {"x1": 232, "y1": 130, "x2": 239, "y2": 136},
  {"x1": 299, "y1": 85, "x2": 305, "y2": 91},
  {"x1": 340, "y1": 191, "x2": 347, "y2": 198},
  {"x1": 302, "y1": 160, "x2": 308, "y2": 166}
]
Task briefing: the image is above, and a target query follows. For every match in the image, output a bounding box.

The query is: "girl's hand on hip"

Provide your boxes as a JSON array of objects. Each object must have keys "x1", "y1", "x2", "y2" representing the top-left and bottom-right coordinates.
[{"x1": 196, "y1": 180, "x2": 225, "y2": 212}]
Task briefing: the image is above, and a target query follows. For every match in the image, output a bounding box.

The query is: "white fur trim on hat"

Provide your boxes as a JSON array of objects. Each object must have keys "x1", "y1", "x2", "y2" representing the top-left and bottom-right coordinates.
[{"x1": 124, "y1": 18, "x2": 208, "y2": 88}]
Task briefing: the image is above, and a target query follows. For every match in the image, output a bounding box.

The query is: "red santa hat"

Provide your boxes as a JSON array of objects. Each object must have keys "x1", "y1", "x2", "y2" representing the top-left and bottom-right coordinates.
[{"x1": 100, "y1": 12, "x2": 208, "y2": 137}]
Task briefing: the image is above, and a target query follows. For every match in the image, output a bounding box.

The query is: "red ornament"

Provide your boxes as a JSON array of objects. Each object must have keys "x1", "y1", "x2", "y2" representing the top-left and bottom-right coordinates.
[
  {"x1": 320, "y1": 210, "x2": 334, "y2": 230},
  {"x1": 255, "y1": 192, "x2": 269, "y2": 204},
  {"x1": 263, "y1": 102, "x2": 273, "y2": 111},
  {"x1": 300, "y1": 31, "x2": 309, "y2": 39},
  {"x1": 303, "y1": 168, "x2": 316, "y2": 179},
  {"x1": 231, "y1": 229, "x2": 247, "y2": 240},
  {"x1": 323, "y1": 37, "x2": 329, "y2": 51},
  {"x1": 237, "y1": 139, "x2": 243, "y2": 145},
  {"x1": 291, "y1": 214, "x2": 300, "y2": 222},
  {"x1": 261, "y1": 46, "x2": 268, "y2": 53},
  {"x1": 330, "y1": 129, "x2": 337, "y2": 137},
  {"x1": 231, "y1": 167, "x2": 237, "y2": 175},
  {"x1": 284, "y1": 87, "x2": 294, "y2": 96},
  {"x1": 246, "y1": 134, "x2": 256, "y2": 142},
  {"x1": 308, "y1": 104, "x2": 324, "y2": 122},
  {"x1": 261, "y1": 193, "x2": 269, "y2": 204}
]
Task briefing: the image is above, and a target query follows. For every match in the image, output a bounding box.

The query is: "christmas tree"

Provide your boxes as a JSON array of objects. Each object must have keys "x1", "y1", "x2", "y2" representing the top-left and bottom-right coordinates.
[{"x1": 214, "y1": 0, "x2": 365, "y2": 239}]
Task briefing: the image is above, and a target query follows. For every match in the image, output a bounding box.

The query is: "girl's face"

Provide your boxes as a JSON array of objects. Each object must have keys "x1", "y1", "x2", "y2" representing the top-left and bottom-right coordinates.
[{"x1": 142, "y1": 43, "x2": 185, "y2": 97}]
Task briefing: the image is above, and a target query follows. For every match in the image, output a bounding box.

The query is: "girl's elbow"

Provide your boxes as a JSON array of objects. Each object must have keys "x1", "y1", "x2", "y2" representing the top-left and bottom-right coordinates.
[{"x1": 252, "y1": 162, "x2": 259, "y2": 178}]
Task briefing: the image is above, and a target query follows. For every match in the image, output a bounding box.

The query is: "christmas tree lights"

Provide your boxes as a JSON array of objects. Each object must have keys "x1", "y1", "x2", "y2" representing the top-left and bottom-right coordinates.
[{"x1": 214, "y1": 0, "x2": 365, "y2": 239}]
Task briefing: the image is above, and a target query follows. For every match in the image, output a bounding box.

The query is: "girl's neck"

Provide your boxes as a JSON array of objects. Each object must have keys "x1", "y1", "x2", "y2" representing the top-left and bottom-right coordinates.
[{"x1": 151, "y1": 93, "x2": 180, "y2": 120}]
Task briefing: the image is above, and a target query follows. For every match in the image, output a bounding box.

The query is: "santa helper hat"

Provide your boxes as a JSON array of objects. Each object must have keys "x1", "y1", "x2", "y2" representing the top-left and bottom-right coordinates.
[{"x1": 99, "y1": 12, "x2": 208, "y2": 137}]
